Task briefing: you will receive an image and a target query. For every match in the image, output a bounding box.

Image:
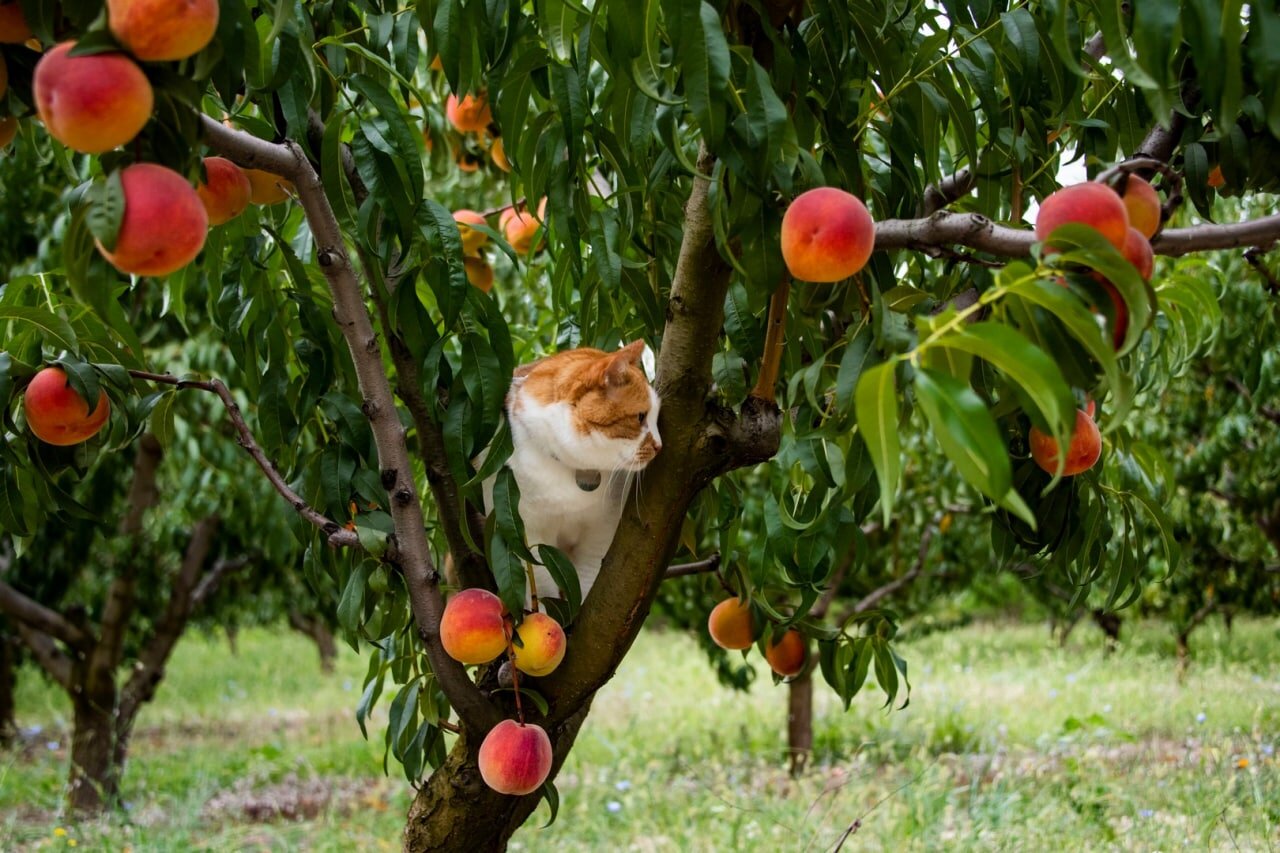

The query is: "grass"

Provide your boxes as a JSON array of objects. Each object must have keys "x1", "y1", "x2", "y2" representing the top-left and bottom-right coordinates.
[{"x1": 2, "y1": 617, "x2": 1278, "y2": 851}]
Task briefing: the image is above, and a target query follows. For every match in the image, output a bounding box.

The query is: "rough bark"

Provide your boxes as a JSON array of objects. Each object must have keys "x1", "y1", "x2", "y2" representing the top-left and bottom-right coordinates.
[
  {"x1": 786, "y1": 663, "x2": 815, "y2": 776},
  {"x1": 68, "y1": 681, "x2": 119, "y2": 812}
]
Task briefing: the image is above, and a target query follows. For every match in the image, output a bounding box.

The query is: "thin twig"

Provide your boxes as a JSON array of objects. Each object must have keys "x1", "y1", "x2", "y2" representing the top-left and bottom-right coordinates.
[{"x1": 664, "y1": 553, "x2": 722, "y2": 579}]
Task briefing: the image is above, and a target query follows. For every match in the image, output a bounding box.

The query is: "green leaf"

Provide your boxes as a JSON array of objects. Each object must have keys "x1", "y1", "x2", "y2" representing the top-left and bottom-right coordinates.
[
  {"x1": 85, "y1": 170, "x2": 126, "y2": 253},
  {"x1": 537, "y1": 544, "x2": 582, "y2": 620},
  {"x1": 674, "y1": 1, "x2": 731, "y2": 146},
  {"x1": 0, "y1": 306, "x2": 79, "y2": 354},
  {"x1": 854, "y1": 361, "x2": 901, "y2": 526},
  {"x1": 540, "y1": 780, "x2": 560, "y2": 828},
  {"x1": 337, "y1": 562, "x2": 371, "y2": 641},
  {"x1": 488, "y1": 530, "x2": 528, "y2": 617},
  {"x1": 492, "y1": 467, "x2": 533, "y2": 561}
]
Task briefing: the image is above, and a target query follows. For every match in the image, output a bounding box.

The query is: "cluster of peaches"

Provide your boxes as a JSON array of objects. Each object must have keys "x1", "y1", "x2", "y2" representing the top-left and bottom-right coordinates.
[
  {"x1": 439, "y1": 588, "x2": 565, "y2": 797},
  {"x1": 8, "y1": 0, "x2": 292, "y2": 279},
  {"x1": 707, "y1": 597, "x2": 808, "y2": 678}
]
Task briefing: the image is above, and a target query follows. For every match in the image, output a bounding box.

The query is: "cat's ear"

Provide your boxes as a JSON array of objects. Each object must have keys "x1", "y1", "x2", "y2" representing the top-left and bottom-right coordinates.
[{"x1": 605, "y1": 341, "x2": 646, "y2": 386}]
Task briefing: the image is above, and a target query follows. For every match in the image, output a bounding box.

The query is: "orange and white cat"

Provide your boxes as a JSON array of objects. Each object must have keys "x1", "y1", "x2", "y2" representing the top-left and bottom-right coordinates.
[{"x1": 489, "y1": 341, "x2": 662, "y2": 602}]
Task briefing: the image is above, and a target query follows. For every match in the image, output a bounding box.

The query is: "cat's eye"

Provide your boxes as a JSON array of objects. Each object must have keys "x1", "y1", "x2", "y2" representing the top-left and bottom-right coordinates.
[{"x1": 637, "y1": 412, "x2": 647, "y2": 424}]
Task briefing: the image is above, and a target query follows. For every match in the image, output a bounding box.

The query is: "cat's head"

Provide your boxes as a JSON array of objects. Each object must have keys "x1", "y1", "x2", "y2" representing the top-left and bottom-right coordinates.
[{"x1": 509, "y1": 340, "x2": 662, "y2": 473}]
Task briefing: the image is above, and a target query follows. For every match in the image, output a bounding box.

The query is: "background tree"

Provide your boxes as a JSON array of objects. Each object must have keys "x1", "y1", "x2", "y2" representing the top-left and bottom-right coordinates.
[{"x1": 2, "y1": 0, "x2": 1280, "y2": 849}]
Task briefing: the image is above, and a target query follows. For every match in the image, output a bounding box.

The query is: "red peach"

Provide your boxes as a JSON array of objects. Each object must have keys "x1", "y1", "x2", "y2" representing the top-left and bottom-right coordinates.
[
  {"x1": 764, "y1": 629, "x2": 807, "y2": 678},
  {"x1": 0, "y1": 2, "x2": 32, "y2": 43},
  {"x1": 1098, "y1": 278, "x2": 1129, "y2": 349},
  {"x1": 1121, "y1": 226, "x2": 1154, "y2": 281},
  {"x1": 23, "y1": 366, "x2": 110, "y2": 446},
  {"x1": 500, "y1": 205, "x2": 543, "y2": 254},
  {"x1": 1029, "y1": 409, "x2": 1102, "y2": 476},
  {"x1": 453, "y1": 209, "x2": 488, "y2": 255},
  {"x1": 511, "y1": 613, "x2": 566, "y2": 677},
  {"x1": 195, "y1": 157, "x2": 252, "y2": 226},
  {"x1": 96, "y1": 163, "x2": 208, "y2": 277},
  {"x1": 445, "y1": 92, "x2": 492, "y2": 133},
  {"x1": 490, "y1": 136, "x2": 511, "y2": 172},
  {"x1": 33, "y1": 42, "x2": 154, "y2": 154},
  {"x1": 1207, "y1": 165, "x2": 1225, "y2": 189},
  {"x1": 1034, "y1": 182, "x2": 1129, "y2": 252},
  {"x1": 1120, "y1": 175, "x2": 1161, "y2": 239},
  {"x1": 440, "y1": 588, "x2": 508, "y2": 664},
  {"x1": 708, "y1": 598, "x2": 753, "y2": 651},
  {"x1": 780, "y1": 187, "x2": 875, "y2": 282},
  {"x1": 107, "y1": 0, "x2": 219, "y2": 62},
  {"x1": 478, "y1": 720, "x2": 552, "y2": 796},
  {"x1": 464, "y1": 256, "x2": 494, "y2": 293}
]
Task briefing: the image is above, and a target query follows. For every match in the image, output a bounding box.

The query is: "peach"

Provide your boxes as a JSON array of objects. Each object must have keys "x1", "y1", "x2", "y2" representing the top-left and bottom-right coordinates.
[
  {"x1": 780, "y1": 187, "x2": 875, "y2": 282},
  {"x1": 0, "y1": 116, "x2": 15, "y2": 149},
  {"x1": 195, "y1": 157, "x2": 252, "y2": 225},
  {"x1": 1099, "y1": 278, "x2": 1128, "y2": 349},
  {"x1": 23, "y1": 366, "x2": 110, "y2": 446},
  {"x1": 478, "y1": 720, "x2": 552, "y2": 796},
  {"x1": 500, "y1": 205, "x2": 543, "y2": 254},
  {"x1": 453, "y1": 209, "x2": 488, "y2": 254},
  {"x1": 96, "y1": 163, "x2": 208, "y2": 277},
  {"x1": 511, "y1": 613, "x2": 566, "y2": 677},
  {"x1": 33, "y1": 42, "x2": 154, "y2": 154},
  {"x1": 108, "y1": 0, "x2": 219, "y2": 62},
  {"x1": 1034, "y1": 182, "x2": 1129, "y2": 252},
  {"x1": 445, "y1": 92, "x2": 492, "y2": 133},
  {"x1": 0, "y1": 2, "x2": 31, "y2": 43},
  {"x1": 243, "y1": 168, "x2": 293, "y2": 205},
  {"x1": 1120, "y1": 175, "x2": 1161, "y2": 239},
  {"x1": 708, "y1": 598, "x2": 753, "y2": 650},
  {"x1": 1029, "y1": 409, "x2": 1102, "y2": 476},
  {"x1": 464, "y1": 256, "x2": 494, "y2": 293},
  {"x1": 454, "y1": 143, "x2": 482, "y2": 172},
  {"x1": 490, "y1": 136, "x2": 511, "y2": 172},
  {"x1": 764, "y1": 629, "x2": 807, "y2": 677},
  {"x1": 1121, "y1": 226, "x2": 1153, "y2": 281},
  {"x1": 1207, "y1": 165, "x2": 1225, "y2": 189},
  {"x1": 0, "y1": 54, "x2": 7, "y2": 99},
  {"x1": 440, "y1": 588, "x2": 508, "y2": 664}
]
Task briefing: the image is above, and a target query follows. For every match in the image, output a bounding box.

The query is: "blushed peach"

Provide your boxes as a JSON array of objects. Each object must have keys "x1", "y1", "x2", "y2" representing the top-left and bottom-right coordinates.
[
  {"x1": 511, "y1": 613, "x2": 566, "y2": 677},
  {"x1": 0, "y1": 2, "x2": 32, "y2": 43},
  {"x1": 23, "y1": 366, "x2": 110, "y2": 446},
  {"x1": 1121, "y1": 226, "x2": 1153, "y2": 280},
  {"x1": 764, "y1": 629, "x2": 807, "y2": 678},
  {"x1": 243, "y1": 168, "x2": 293, "y2": 205},
  {"x1": 96, "y1": 163, "x2": 208, "y2": 277},
  {"x1": 108, "y1": 0, "x2": 219, "y2": 62},
  {"x1": 478, "y1": 720, "x2": 552, "y2": 796},
  {"x1": 500, "y1": 204, "x2": 543, "y2": 254},
  {"x1": 490, "y1": 136, "x2": 510, "y2": 172},
  {"x1": 1034, "y1": 182, "x2": 1129, "y2": 252},
  {"x1": 445, "y1": 92, "x2": 492, "y2": 133},
  {"x1": 1029, "y1": 409, "x2": 1102, "y2": 476},
  {"x1": 440, "y1": 588, "x2": 508, "y2": 665},
  {"x1": 453, "y1": 209, "x2": 488, "y2": 254},
  {"x1": 464, "y1": 256, "x2": 494, "y2": 293},
  {"x1": 195, "y1": 157, "x2": 252, "y2": 225},
  {"x1": 780, "y1": 187, "x2": 875, "y2": 282},
  {"x1": 34, "y1": 42, "x2": 154, "y2": 154},
  {"x1": 1120, "y1": 175, "x2": 1161, "y2": 239},
  {"x1": 708, "y1": 598, "x2": 753, "y2": 651}
]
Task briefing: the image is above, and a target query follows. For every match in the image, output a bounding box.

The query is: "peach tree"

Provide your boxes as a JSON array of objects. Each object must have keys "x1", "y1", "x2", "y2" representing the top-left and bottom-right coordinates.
[{"x1": 2, "y1": 0, "x2": 1280, "y2": 847}]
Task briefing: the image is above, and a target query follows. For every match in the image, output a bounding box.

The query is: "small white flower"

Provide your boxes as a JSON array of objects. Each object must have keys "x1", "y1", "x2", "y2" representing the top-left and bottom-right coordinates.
[
  {"x1": 606, "y1": 801, "x2": 622, "y2": 813},
  {"x1": 1195, "y1": 712, "x2": 1206, "y2": 724},
  {"x1": 615, "y1": 780, "x2": 631, "y2": 791}
]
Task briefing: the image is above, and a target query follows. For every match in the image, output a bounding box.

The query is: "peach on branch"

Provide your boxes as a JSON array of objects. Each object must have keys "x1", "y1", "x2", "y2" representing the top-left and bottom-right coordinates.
[
  {"x1": 23, "y1": 366, "x2": 110, "y2": 446},
  {"x1": 1034, "y1": 182, "x2": 1129, "y2": 252},
  {"x1": 195, "y1": 157, "x2": 252, "y2": 226},
  {"x1": 0, "y1": 2, "x2": 32, "y2": 43},
  {"x1": 96, "y1": 163, "x2": 207, "y2": 277},
  {"x1": 511, "y1": 612, "x2": 566, "y2": 677},
  {"x1": 453, "y1": 209, "x2": 489, "y2": 254},
  {"x1": 1119, "y1": 175, "x2": 1161, "y2": 239},
  {"x1": 445, "y1": 92, "x2": 492, "y2": 133},
  {"x1": 107, "y1": 0, "x2": 219, "y2": 62},
  {"x1": 478, "y1": 720, "x2": 553, "y2": 796},
  {"x1": 708, "y1": 597, "x2": 753, "y2": 651},
  {"x1": 1029, "y1": 409, "x2": 1102, "y2": 476},
  {"x1": 1121, "y1": 226, "x2": 1154, "y2": 281},
  {"x1": 764, "y1": 629, "x2": 807, "y2": 678},
  {"x1": 780, "y1": 187, "x2": 875, "y2": 282},
  {"x1": 33, "y1": 42, "x2": 154, "y2": 154},
  {"x1": 440, "y1": 588, "x2": 509, "y2": 664},
  {"x1": 464, "y1": 256, "x2": 494, "y2": 293},
  {"x1": 500, "y1": 202, "x2": 544, "y2": 254},
  {"x1": 0, "y1": 116, "x2": 16, "y2": 149},
  {"x1": 243, "y1": 168, "x2": 293, "y2": 205},
  {"x1": 490, "y1": 136, "x2": 511, "y2": 172}
]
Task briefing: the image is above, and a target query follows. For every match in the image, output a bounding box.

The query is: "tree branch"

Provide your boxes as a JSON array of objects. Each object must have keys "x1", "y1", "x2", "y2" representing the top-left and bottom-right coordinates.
[
  {"x1": 129, "y1": 370, "x2": 360, "y2": 550},
  {"x1": 0, "y1": 580, "x2": 91, "y2": 649},
  {"x1": 12, "y1": 622, "x2": 72, "y2": 690},
  {"x1": 919, "y1": 168, "x2": 975, "y2": 216},
  {"x1": 850, "y1": 526, "x2": 936, "y2": 615},
  {"x1": 199, "y1": 115, "x2": 499, "y2": 733},
  {"x1": 663, "y1": 553, "x2": 722, "y2": 580},
  {"x1": 192, "y1": 556, "x2": 251, "y2": 607}
]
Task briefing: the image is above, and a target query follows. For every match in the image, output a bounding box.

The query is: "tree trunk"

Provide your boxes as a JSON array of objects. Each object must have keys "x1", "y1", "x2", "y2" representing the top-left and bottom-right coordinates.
[
  {"x1": 0, "y1": 634, "x2": 16, "y2": 747},
  {"x1": 403, "y1": 706, "x2": 589, "y2": 852},
  {"x1": 786, "y1": 664, "x2": 815, "y2": 777},
  {"x1": 1091, "y1": 609, "x2": 1123, "y2": 656},
  {"x1": 1175, "y1": 630, "x2": 1191, "y2": 682},
  {"x1": 68, "y1": 689, "x2": 120, "y2": 813},
  {"x1": 288, "y1": 610, "x2": 338, "y2": 674}
]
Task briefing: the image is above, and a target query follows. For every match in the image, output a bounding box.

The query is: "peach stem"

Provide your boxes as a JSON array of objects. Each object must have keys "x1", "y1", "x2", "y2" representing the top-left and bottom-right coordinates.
[
  {"x1": 523, "y1": 561, "x2": 540, "y2": 614},
  {"x1": 507, "y1": 638, "x2": 525, "y2": 725},
  {"x1": 749, "y1": 276, "x2": 791, "y2": 404}
]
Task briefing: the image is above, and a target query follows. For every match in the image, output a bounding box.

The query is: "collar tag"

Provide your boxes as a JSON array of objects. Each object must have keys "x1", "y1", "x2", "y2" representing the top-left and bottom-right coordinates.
[{"x1": 575, "y1": 470, "x2": 602, "y2": 491}]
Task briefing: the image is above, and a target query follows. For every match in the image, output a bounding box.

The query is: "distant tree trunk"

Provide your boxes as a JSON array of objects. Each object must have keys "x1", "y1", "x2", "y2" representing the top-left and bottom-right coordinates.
[
  {"x1": 786, "y1": 664, "x2": 815, "y2": 776},
  {"x1": 288, "y1": 610, "x2": 338, "y2": 673},
  {"x1": 225, "y1": 624, "x2": 239, "y2": 656},
  {"x1": 1175, "y1": 630, "x2": 1191, "y2": 681},
  {"x1": 1091, "y1": 609, "x2": 1123, "y2": 655},
  {"x1": 68, "y1": 684, "x2": 120, "y2": 812},
  {"x1": 0, "y1": 634, "x2": 16, "y2": 748}
]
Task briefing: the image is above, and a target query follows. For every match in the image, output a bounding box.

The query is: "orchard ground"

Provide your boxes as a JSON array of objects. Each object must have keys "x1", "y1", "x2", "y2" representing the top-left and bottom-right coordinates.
[{"x1": 3, "y1": 619, "x2": 1277, "y2": 850}]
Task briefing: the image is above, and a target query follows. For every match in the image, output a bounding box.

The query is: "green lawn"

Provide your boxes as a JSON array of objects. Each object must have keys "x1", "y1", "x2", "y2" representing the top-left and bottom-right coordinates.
[{"x1": 2, "y1": 617, "x2": 1277, "y2": 850}]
